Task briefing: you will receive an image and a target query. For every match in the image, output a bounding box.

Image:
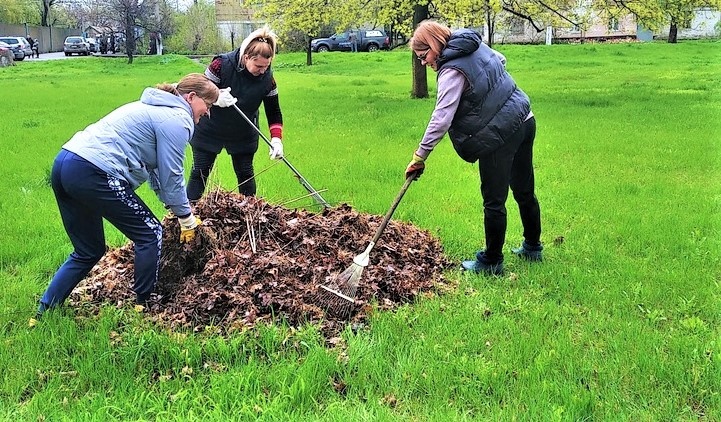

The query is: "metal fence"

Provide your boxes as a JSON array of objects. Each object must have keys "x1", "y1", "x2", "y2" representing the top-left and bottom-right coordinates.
[{"x1": 0, "y1": 23, "x2": 81, "y2": 54}]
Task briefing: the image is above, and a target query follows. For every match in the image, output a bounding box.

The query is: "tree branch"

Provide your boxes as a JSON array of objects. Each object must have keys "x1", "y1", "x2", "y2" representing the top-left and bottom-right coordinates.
[
  {"x1": 537, "y1": 0, "x2": 580, "y2": 26},
  {"x1": 501, "y1": 7, "x2": 544, "y2": 32}
]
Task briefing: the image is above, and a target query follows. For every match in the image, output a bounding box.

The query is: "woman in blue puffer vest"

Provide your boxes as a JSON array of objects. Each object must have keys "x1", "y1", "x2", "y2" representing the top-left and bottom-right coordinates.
[{"x1": 405, "y1": 20, "x2": 543, "y2": 276}]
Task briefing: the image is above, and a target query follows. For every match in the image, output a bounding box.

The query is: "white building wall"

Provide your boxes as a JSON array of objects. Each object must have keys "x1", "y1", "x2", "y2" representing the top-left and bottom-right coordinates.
[
  {"x1": 489, "y1": 8, "x2": 719, "y2": 43},
  {"x1": 657, "y1": 8, "x2": 720, "y2": 39}
]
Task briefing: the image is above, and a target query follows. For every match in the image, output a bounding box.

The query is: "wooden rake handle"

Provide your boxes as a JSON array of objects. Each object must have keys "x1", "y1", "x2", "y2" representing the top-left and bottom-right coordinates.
[{"x1": 369, "y1": 176, "x2": 415, "y2": 246}]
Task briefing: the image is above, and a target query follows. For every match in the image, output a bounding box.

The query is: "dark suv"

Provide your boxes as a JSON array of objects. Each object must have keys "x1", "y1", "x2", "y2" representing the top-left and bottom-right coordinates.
[
  {"x1": 0, "y1": 36, "x2": 32, "y2": 60},
  {"x1": 311, "y1": 30, "x2": 390, "y2": 53}
]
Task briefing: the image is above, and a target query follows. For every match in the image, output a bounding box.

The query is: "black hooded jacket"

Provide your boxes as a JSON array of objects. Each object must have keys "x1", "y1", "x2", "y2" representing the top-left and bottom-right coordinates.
[{"x1": 191, "y1": 48, "x2": 281, "y2": 155}]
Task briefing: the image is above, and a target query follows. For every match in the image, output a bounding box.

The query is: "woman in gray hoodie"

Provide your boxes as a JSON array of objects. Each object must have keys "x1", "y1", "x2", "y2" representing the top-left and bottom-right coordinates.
[{"x1": 37, "y1": 73, "x2": 219, "y2": 316}]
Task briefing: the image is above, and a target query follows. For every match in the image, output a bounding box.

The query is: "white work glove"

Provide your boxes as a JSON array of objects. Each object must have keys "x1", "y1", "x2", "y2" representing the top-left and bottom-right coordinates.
[
  {"x1": 269, "y1": 137, "x2": 284, "y2": 160},
  {"x1": 214, "y1": 87, "x2": 237, "y2": 108},
  {"x1": 178, "y1": 214, "x2": 201, "y2": 243}
]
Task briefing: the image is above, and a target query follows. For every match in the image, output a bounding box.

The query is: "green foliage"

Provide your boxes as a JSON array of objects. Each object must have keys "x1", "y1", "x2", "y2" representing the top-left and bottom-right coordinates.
[
  {"x1": 0, "y1": 0, "x2": 40, "y2": 24},
  {"x1": 257, "y1": 0, "x2": 336, "y2": 44},
  {"x1": 164, "y1": 0, "x2": 227, "y2": 55},
  {"x1": 0, "y1": 41, "x2": 720, "y2": 420}
]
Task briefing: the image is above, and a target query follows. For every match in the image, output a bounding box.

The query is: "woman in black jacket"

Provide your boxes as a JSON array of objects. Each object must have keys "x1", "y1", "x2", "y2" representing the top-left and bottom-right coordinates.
[{"x1": 187, "y1": 27, "x2": 285, "y2": 199}]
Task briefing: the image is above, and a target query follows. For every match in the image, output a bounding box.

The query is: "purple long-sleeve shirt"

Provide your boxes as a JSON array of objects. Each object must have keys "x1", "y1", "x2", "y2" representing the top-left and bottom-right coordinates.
[{"x1": 415, "y1": 68, "x2": 466, "y2": 160}]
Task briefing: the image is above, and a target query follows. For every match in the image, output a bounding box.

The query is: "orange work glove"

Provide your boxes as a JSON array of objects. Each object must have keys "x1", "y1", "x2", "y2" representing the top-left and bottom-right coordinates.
[{"x1": 405, "y1": 153, "x2": 425, "y2": 180}]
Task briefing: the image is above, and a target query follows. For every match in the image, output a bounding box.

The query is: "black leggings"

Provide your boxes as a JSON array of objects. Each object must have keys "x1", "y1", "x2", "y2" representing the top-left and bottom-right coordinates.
[
  {"x1": 477, "y1": 117, "x2": 541, "y2": 262},
  {"x1": 187, "y1": 147, "x2": 256, "y2": 200}
]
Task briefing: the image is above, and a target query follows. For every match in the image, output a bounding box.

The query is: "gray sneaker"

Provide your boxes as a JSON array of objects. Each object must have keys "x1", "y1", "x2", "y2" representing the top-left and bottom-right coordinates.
[
  {"x1": 461, "y1": 251, "x2": 504, "y2": 276},
  {"x1": 511, "y1": 241, "x2": 543, "y2": 261}
]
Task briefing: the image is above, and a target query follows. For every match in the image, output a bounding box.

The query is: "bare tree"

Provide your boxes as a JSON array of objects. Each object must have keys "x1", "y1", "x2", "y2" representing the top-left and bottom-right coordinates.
[
  {"x1": 101, "y1": 0, "x2": 174, "y2": 62},
  {"x1": 105, "y1": 0, "x2": 144, "y2": 63},
  {"x1": 41, "y1": 0, "x2": 59, "y2": 26}
]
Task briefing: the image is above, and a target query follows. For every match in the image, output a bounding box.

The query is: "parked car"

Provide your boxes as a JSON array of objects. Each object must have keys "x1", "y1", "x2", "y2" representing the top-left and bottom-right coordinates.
[
  {"x1": 0, "y1": 36, "x2": 32, "y2": 60},
  {"x1": 0, "y1": 41, "x2": 14, "y2": 67},
  {"x1": 64, "y1": 36, "x2": 90, "y2": 56},
  {"x1": 85, "y1": 37, "x2": 97, "y2": 53},
  {"x1": 311, "y1": 29, "x2": 390, "y2": 53}
]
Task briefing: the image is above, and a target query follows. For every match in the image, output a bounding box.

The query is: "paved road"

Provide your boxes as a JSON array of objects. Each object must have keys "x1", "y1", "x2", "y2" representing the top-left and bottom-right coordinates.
[{"x1": 30, "y1": 51, "x2": 89, "y2": 61}]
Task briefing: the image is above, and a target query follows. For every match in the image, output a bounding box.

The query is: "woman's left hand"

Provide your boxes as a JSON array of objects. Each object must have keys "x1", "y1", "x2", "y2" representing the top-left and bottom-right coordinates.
[{"x1": 269, "y1": 138, "x2": 284, "y2": 160}]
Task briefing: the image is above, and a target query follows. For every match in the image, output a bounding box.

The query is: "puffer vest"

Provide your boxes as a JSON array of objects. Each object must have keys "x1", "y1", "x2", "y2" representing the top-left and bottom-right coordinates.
[
  {"x1": 191, "y1": 49, "x2": 275, "y2": 155},
  {"x1": 442, "y1": 44, "x2": 531, "y2": 162}
]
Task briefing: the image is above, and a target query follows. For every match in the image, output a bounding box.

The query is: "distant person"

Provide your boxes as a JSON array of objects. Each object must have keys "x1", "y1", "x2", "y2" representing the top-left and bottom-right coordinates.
[
  {"x1": 26, "y1": 36, "x2": 34, "y2": 56},
  {"x1": 148, "y1": 32, "x2": 158, "y2": 55},
  {"x1": 110, "y1": 34, "x2": 116, "y2": 54},
  {"x1": 405, "y1": 20, "x2": 543, "y2": 276},
  {"x1": 32, "y1": 38, "x2": 39, "y2": 58},
  {"x1": 36, "y1": 73, "x2": 220, "y2": 318},
  {"x1": 349, "y1": 31, "x2": 358, "y2": 52},
  {"x1": 99, "y1": 36, "x2": 107, "y2": 54},
  {"x1": 187, "y1": 26, "x2": 285, "y2": 200}
]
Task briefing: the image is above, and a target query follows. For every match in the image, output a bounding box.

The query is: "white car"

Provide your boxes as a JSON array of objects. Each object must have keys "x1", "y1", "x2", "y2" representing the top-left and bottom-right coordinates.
[{"x1": 85, "y1": 37, "x2": 97, "y2": 53}]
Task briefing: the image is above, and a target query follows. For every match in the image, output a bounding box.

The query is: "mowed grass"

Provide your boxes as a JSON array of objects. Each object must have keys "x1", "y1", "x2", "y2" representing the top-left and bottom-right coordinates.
[{"x1": 0, "y1": 41, "x2": 720, "y2": 420}]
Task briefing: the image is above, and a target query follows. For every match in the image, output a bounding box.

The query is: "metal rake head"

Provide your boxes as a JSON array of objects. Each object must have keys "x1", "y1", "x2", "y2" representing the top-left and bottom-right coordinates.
[{"x1": 315, "y1": 263, "x2": 364, "y2": 317}]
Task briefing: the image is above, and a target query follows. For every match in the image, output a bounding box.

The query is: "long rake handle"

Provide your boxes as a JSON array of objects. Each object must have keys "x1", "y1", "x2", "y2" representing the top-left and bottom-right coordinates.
[
  {"x1": 369, "y1": 176, "x2": 415, "y2": 246},
  {"x1": 231, "y1": 104, "x2": 332, "y2": 209}
]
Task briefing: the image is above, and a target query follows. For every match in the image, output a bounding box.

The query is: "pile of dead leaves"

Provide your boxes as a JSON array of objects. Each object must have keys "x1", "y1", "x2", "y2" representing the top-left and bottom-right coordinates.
[{"x1": 70, "y1": 190, "x2": 453, "y2": 338}]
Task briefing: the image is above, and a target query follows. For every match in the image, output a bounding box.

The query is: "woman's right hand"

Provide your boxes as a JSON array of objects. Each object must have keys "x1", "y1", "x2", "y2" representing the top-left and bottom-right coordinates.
[
  {"x1": 179, "y1": 215, "x2": 201, "y2": 243},
  {"x1": 214, "y1": 87, "x2": 237, "y2": 108},
  {"x1": 405, "y1": 153, "x2": 425, "y2": 180}
]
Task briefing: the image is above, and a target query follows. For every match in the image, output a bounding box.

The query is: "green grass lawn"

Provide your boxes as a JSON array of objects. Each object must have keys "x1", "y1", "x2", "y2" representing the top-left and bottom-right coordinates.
[{"x1": 1, "y1": 41, "x2": 720, "y2": 420}]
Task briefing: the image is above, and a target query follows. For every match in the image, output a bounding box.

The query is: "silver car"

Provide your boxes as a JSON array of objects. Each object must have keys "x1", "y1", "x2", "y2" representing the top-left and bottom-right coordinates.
[
  {"x1": 0, "y1": 36, "x2": 32, "y2": 60},
  {"x1": 64, "y1": 36, "x2": 90, "y2": 56}
]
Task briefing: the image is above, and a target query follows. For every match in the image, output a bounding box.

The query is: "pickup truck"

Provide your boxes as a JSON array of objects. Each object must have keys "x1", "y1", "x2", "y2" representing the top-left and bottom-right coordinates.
[{"x1": 311, "y1": 30, "x2": 390, "y2": 53}]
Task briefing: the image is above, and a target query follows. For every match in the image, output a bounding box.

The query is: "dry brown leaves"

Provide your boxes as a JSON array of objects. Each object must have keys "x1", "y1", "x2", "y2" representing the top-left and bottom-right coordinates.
[{"x1": 70, "y1": 190, "x2": 453, "y2": 338}]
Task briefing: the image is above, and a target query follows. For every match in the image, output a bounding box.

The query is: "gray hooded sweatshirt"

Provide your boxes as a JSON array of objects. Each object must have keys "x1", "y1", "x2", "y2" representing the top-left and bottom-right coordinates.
[{"x1": 62, "y1": 87, "x2": 195, "y2": 218}]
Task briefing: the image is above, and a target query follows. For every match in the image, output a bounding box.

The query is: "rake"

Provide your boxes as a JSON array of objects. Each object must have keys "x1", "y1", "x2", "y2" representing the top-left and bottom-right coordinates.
[
  {"x1": 231, "y1": 104, "x2": 331, "y2": 209},
  {"x1": 317, "y1": 175, "x2": 415, "y2": 315}
]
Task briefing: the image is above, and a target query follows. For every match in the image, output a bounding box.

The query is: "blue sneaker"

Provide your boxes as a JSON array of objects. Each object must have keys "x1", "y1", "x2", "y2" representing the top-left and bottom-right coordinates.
[
  {"x1": 461, "y1": 251, "x2": 504, "y2": 276},
  {"x1": 511, "y1": 241, "x2": 543, "y2": 262}
]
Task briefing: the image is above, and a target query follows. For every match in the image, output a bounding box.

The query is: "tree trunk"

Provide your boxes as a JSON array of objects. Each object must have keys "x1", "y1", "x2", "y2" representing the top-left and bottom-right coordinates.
[
  {"x1": 486, "y1": 9, "x2": 494, "y2": 48},
  {"x1": 41, "y1": 0, "x2": 51, "y2": 27},
  {"x1": 125, "y1": 17, "x2": 135, "y2": 64},
  {"x1": 306, "y1": 36, "x2": 312, "y2": 66},
  {"x1": 411, "y1": 3, "x2": 429, "y2": 99},
  {"x1": 668, "y1": 22, "x2": 678, "y2": 43}
]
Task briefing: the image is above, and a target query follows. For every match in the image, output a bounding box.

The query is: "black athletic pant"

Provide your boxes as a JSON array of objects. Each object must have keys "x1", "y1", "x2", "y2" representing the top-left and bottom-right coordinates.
[
  {"x1": 477, "y1": 117, "x2": 541, "y2": 263},
  {"x1": 187, "y1": 147, "x2": 256, "y2": 200}
]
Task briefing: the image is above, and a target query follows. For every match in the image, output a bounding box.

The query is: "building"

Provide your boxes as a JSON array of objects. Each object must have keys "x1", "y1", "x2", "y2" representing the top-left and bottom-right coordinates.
[
  {"x1": 215, "y1": 0, "x2": 265, "y2": 48},
  {"x1": 489, "y1": 8, "x2": 719, "y2": 44}
]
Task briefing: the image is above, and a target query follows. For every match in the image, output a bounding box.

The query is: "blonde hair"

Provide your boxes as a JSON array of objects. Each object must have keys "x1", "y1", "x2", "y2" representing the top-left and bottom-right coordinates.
[
  {"x1": 241, "y1": 26, "x2": 277, "y2": 60},
  {"x1": 411, "y1": 20, "x2": 451, "y2": 56},
  {"x1": 156, "y1": 73, "x2": 219, "y2": 104}
]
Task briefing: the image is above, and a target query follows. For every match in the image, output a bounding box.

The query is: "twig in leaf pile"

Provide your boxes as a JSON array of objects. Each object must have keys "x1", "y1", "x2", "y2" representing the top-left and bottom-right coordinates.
[
  {"x1": 245, "y1": 214, "x2": 257, "y2": 253},
  {"x1": 237, "y1": 160, "x2": 282, "y2": 190},
  {"x1": 279, "y1": 189, "x2": 329, "y2": 207}
]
